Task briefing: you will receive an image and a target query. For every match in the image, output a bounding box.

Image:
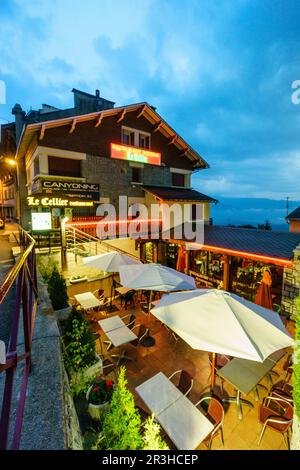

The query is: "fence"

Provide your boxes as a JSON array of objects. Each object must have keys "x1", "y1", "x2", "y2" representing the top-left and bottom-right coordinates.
[{"x1": 0, "y1": 227, "x2": 38, "y2": 449}]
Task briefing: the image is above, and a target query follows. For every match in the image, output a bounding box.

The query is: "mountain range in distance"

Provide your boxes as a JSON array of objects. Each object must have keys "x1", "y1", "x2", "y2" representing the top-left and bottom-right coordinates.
[{"x1": 210, "y1": 197, "x2": 300, "y2": 232}]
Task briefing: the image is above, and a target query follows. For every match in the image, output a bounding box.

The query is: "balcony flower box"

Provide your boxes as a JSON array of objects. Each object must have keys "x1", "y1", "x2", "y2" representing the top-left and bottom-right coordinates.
[{"x1": 69, "y1": 275, "x2": 88, "y2": 284}]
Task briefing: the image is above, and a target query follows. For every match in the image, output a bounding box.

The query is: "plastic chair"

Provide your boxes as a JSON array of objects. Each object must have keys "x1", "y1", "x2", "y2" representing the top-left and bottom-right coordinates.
[
  {"x1": 258, "y1": 396, "x2": 293, "y2": 448},
  {"x1": 130, "y1": 324, "x2": 148, "y2": 347},
  {"x1": 195, "y1": 396, "x2": 225, "y2": 450},
  {"x1": 168, "y1": 370, "x2": 194, "y2": 396},
  {"x1": 121, "y1": 313, "x2": 136, "y2": 330},
  {"x1": 92, "y1": 289, "x2": 105, "y2": 300},
  {"x1": 123, "y1": 290, "x2": 136, "y2": 310}
]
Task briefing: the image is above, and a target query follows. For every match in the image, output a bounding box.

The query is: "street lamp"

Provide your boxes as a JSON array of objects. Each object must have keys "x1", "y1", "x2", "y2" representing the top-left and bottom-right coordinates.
[{"x1": 61, "y1": 216, "x2": 69, "y2": 271}]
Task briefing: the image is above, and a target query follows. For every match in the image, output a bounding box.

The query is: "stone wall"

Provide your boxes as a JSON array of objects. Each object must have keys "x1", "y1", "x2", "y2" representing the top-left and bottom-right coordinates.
[
  {"x1": 282, "y1": 244, "x2": 300, "y2": 320},
  {"x1": 82, "y1": 154, "x2": 172, "y2": 209}
]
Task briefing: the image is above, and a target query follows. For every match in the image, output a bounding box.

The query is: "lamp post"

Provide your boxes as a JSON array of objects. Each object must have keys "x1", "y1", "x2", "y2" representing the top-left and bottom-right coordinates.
[{"x1": 61, "y1": 216, "x2": 69, "y2": 272}]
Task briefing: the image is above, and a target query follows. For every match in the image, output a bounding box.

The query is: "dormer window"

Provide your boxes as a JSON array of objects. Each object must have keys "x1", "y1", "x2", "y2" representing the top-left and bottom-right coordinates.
[{"x1": 121, "y1": 126, "x2": 151, "y2": 149}]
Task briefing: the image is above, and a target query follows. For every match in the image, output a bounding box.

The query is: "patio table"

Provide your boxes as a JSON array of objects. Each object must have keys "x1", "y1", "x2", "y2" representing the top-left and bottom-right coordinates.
[
  {"x1": 74, "y1": 292, "x2": 103, "y2": 310},
  {"x1": 98, "y1": 315, "x2": 137, "y2": 364},
  {"x1": 136, "y1": 372, "x2": 214, "y2": 450},
  {"x1": 98, "y1": 315, "x2": 125, "y2": 333},
  {"x1": 218, "y1": 349, "x2": 286, "y2": 420},
  {"x1": 115, "y1": 286, "x2": 133, "y2": 296}
]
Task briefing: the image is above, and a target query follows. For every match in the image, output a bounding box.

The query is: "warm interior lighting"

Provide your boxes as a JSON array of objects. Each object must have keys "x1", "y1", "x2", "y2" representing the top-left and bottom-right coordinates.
[
  {"x1": 7, "y1": 159, "x2": 16, "y2": 166},
  {"x1": 189, "y1": 243, "x2": 293, "y2": 267},
  {"x1": 67, "y1": 218, "x2": 163, "y2": 226},
  {"x1": 62, "y1": 216, "x2": 69, "y2": 224}
]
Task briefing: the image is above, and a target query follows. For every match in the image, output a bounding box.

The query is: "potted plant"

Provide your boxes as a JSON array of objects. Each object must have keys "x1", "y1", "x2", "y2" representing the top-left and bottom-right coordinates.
[
  {"x1": 86, "y1": 374, "x2": 114, "y2": 421},
  {"x1": 70, "y1": 274, "x2": 88, "y2": 284}
]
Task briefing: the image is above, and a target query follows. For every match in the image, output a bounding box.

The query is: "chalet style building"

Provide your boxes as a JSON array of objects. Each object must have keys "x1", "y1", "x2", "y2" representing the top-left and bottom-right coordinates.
[{"x1": 2, "y1": 87, "x2": 300, "y2": 320}]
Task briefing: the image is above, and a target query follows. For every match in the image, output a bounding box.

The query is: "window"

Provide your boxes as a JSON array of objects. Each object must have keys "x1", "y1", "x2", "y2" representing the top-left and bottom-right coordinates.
[
  {"x1": 122, "y1": 128, "x2": 135, "y2": 146},
  {"x1": 139, "y1": 132, "x2": 150, "y2": 149},
  {"x1": 121, "y1": 126, "x2": 150, "y2": 149},
  {"x1": 48, "y1": 156, "x2": 81, "y2": 178},
  {"x1": 33, "y1": 157, "x2": 40, "y2": 176},
  {"x1": 172, "y1": 172, "x2": 185, "y2": 187},
  {"x1": 132, "y1": 167, "x2": 143, "y2": 183}
]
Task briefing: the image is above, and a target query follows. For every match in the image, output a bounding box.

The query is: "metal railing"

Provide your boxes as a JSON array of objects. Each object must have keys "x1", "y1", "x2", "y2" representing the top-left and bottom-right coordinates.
[
  {"x1": 0, "y1": 226, "x2": 38, "y2": 450},
  {"x1": 65, "y1": 224, "x2": 141, "y2": 261}
]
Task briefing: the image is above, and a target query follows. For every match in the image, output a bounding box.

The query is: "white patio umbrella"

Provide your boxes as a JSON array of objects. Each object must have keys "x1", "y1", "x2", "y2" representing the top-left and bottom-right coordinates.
[
  {"x1": 150, "y1": 289, "x2": 294, "y2": 389},
  {"x1": 83, "y1": 251, "x2": 141, "y2": 309},
  {"x1": 119, "y1": 263, "x2": 196, "y2": 309}
]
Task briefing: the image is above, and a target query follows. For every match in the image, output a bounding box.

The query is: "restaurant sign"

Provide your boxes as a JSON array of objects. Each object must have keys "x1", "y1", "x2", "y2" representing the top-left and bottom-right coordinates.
[
  {"x1": 111, "y1": 143, "x2": 161, "y2": 166},
  {"x1": 27, "y1": 196, "x2": 94, "y2": 208},
  {"x1": 40, "y1": 179, "x2": 100, "y2": 200}
]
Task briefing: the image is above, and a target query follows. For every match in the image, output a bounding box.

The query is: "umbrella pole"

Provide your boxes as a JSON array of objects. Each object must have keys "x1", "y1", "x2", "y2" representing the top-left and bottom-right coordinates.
[
  {"x1": 210, "y1": 352, "x2": 216, "y2": 392},
  {"x1": 148, "y1": 290, "x2": 153, "y2": 315},
  {"x1": 109, "y1": 273, "x2": 114, "y2": 311}
]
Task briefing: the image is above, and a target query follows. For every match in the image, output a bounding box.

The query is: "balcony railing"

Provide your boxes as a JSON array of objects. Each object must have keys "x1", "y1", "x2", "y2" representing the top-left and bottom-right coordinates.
[{"x1": 0, "y1": 227, "x2": 38, "y2": 450}]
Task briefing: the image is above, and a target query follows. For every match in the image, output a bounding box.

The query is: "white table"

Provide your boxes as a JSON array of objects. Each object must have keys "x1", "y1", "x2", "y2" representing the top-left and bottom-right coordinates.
[
  {"x1": 98, "y1": 315, "x2": 138, "y2": 363},
  {"x1": 136, "y1": 372, "x2": 182, "y2": 416},
  {"x1": 74, "y1": 292, "x2": 102, "y2": 310},
  {"x1": 136, "y1": 372, "x2": 214, "y2": 450},
  {"x1": 98, "y1": 315, "x2": 126, "y2": 333}
]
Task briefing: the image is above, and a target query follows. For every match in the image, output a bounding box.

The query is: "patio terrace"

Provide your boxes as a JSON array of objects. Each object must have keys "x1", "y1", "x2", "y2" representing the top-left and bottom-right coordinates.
[{"x1": 67, "y1": 281, "x2": 295, "y2": 451}]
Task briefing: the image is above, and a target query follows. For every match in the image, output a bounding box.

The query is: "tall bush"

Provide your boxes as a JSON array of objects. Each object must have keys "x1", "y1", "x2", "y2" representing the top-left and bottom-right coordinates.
[
  {"x1": 142, "y1": 415, "x2": 169, "y2": 450},
  {"x1": 101, "y1": 366, "x2": 143, "y2": 450},
  {"x1": 37, "y1": 255, "x2": 59, "y2": 283},
  {"x1": 64, "y1": 307, "x2": 96, "y2": 372},
  {"x1": 47, "y1": 266, "x2": 68, "y2": 310}
]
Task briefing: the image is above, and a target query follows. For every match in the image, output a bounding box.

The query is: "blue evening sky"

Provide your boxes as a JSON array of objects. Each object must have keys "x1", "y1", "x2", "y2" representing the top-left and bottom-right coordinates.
[{"x1": 1, "y1": 0, "x2": 300, "y2": 224}]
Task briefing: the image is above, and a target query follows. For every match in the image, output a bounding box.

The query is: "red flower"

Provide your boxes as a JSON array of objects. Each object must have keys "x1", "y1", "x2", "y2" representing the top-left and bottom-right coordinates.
[
  {"x1": 106, "y1": 379, "x2": 113, "y2": 387},
  {"x1": 93, "y1": 386, "x2": 100, "y2": 392}
]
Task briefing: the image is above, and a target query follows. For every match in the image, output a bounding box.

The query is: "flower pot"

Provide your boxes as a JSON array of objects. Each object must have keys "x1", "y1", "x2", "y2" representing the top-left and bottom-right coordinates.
[{"x1": 86, "y1": 386, "x2": 110, "y2": 421}]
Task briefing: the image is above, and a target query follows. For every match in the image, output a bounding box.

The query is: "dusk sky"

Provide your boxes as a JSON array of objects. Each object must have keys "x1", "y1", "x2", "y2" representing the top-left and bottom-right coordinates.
[{"x1": 1, "y1": 0, "x2": 300, "y2": 221}]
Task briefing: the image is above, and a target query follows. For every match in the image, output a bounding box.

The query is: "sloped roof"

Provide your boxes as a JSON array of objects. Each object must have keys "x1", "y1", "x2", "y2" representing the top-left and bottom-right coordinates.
[
  {"x1": 16, "y1": 102, "x2": 208, "y2": 169},
  {"x1": 286, "y1": 206, "x2": 300, "y2": 221},
  {"x1": 142, "y1": 185, "x2": 217, "y2": 203},
  {"x1": 166, "y1": 224, "x2": 300, "y2": 262}
]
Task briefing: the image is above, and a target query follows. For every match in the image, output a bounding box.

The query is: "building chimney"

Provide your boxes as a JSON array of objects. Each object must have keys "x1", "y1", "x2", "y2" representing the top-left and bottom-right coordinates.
[{"x1": 12, "y1": 104, "x2": 26, "y2": 145}]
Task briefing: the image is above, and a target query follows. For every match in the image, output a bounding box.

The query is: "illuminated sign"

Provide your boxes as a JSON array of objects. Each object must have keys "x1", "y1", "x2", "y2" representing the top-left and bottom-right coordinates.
[
  {"x1": 27, "y1": 196, "x2": 94, "y2": 208},
  {"x1": 111, "y1": 143, "x2": 161, "y2": 166},
  {"x1": 41, "y1": 180, "x2": 100, "y2": 200},
  {"x1": 31, "y1": 212, "x2": 52, "y2": 231}
]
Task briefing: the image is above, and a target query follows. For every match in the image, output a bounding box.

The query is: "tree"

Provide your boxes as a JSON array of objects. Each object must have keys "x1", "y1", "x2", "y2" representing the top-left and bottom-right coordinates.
[
  {"x1": 47, "y1": 266, "x2": 68, "y2": 310},
  {"x1": 142, "y1": 415, "x2": 169, "y2": 450},
  {"x1": 101, "y1": 366, "x2": 143, "y2": 450}
]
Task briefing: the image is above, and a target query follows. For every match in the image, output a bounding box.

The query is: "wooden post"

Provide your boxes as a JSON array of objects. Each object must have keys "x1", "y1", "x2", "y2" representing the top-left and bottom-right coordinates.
[
  {"x1": 223, "y1": 255, "x2": 230, "y2": 291},
  {"x1": 184, "y1": 249, "x2": 190, "y2": 274}
]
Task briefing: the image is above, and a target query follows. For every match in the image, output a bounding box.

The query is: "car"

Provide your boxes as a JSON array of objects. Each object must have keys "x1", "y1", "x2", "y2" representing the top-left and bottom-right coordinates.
[{"x1": 0, "y1": 218, "x2": 5, "y2": 229}]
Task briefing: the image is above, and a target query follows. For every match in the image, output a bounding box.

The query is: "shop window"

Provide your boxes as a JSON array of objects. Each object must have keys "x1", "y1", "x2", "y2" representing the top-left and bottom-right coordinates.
[
  {"x1": 172, "y1": 172, "x2": 185, "y2": 187},
  {"x1": 132, "y1": 167, "x2": 143, "y2": 183},
  {"x1": 48, "y1": 156, "x2": 81, "y2": 178}
]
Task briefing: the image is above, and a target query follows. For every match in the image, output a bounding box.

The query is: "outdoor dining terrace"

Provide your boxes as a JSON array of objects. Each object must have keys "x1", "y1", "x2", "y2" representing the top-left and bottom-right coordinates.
[{"x1": 66, "y1": 279, "x2": 295, "y2": 451}]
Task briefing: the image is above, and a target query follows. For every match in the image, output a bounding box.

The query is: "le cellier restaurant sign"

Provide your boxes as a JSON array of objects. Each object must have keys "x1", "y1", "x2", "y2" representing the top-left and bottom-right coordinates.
[
  {"x1": 32, "y1": 179, "x2": 100, "y2": 201},
  {"x1": 27, "y1": 196, "x2": 94, "y2": 208}
]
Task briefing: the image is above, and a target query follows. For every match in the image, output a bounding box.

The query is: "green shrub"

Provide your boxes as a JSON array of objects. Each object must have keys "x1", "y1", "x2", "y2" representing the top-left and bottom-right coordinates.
[
  {"x1": 47, "y1": 266, "x2": 68, "y2": 310},
  {"x1": 142, "y1": 415, "x2": 169, "y2": 450},
  {"x1": 83, "y1": 429, "x2": 102, "y2": 450},
  {"x1": 101, "y1": 366, "x2": 143, "y2": 450},
  {"x1": 64, "y1": 307, "x2": 96, "y2": 372},
  {"x1": 37, "y1": 255, "x2": 59, "y2": 283}
]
